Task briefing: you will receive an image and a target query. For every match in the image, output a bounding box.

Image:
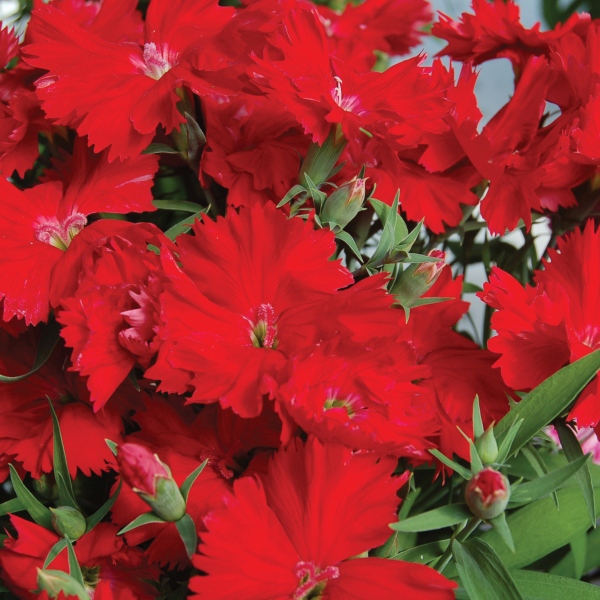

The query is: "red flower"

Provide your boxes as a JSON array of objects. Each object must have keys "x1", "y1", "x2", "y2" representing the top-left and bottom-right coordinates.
[
  {"x1": 0, "y1": 140, "x2": 158, "y2": 324},
  {"x1": 479, "y1": 220, "x2": 600, "y2": 428},
  {"x1": 147, "y1": 203, "x2": 353, "y2": 417},
  {"x1": 23, "y1": 0, "x2": 234, "y2": 160},
  {"x1": 190, "y1": 437, "x2": 456, "y2": 599}
]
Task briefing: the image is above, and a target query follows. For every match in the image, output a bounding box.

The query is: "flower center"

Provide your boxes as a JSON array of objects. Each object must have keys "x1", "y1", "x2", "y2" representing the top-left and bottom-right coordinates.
[
  {"x1": 332, "y1": 76, "x2": 361, "y2": 113},
  {"x1": 293, "y1": 561, "x2": 339, "y2": 600},
  {"x1": 323, "y1": 391, "x2": 360, "y2": 418},
  {"x1": 249, "y1": 303, "x2": 278, "y2": 349},
  {"x1": 81, "y1": 565, "x2": 101, "y2": 592},
  {"x1": 139, "y1": 42, "x2": 176, "y2": 80},
  {"x1": 34, "y1": 213, "x2": 87, "y2": 251}
]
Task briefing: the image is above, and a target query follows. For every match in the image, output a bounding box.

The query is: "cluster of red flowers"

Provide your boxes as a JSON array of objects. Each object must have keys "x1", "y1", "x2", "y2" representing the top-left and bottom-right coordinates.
[{"x1": 0, "y1": 0, "x2": 598, "y2": 597}]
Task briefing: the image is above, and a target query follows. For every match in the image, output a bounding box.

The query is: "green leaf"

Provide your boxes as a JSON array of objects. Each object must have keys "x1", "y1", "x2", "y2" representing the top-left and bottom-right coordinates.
[
  {"x1": 9, "y1": 464, "x2": 53, "y2": 530},
  {"x1": 463, "y1": 282, "x2": 483, "y2": 294},
  {"x1": 43, "y1": 539, "x2": 68, "y2": 569},
  {"x1": 496, "y1": 419, "x2": 524, "y2": 464},
  {"x1": 175, "y1": 513, "x2": 197, "y2": 559},
  {"x1": 0, "y1": 317, "x2": 60, "y2": 382},
  {"x1": 152, "y1": 199, "x2": 205, "y2": 212},
  {"x1": 452, "y1": 538, "x2": 524, "y2": 600},
  {"x1": 179, "y1": 459, "x2": 208, "y2": 503},
  {"x1": 142, "y1": 142, "x2": 180, "y2": 155},
  {"x1": 395, "y1": 219, "x2": 423, "y2": 252},
  {"x1": 164, "y1": 210, "x2": 206, "y2": 240},
  {"x1": 473, "y1": 396, "x2": 484, "y2": 440},
  {"x1": 277, "y1": 184, "x2": 306, "y2": 208},
  {"x1": 336, "y1": 230, "x2": 363, "y2": 263},
  {"x1": 36, "y1": 569, "x2": 90, "y2": 600},
  {"x1": 428, "y1": 449, "x2": 472, "y2": 480},
  {"x1": 0, "y1": 497, "x2": 25, "y2": 516},
  {"x1": 303, "y1": 173, "x2": 327, "y2": 211},
  {"x1": 368, "y1": 192, "x2": 399, "y2": 266},
  {"x1": 105, "y1": 439, "x2": 118, "y2": 456},
  {"x1": 64, "y1": 537, "x2": 85, "y2": 589},
  {"x1": 488, "y1": 513, "x2": 515, "y2": 553},
  {"x1": 520, "y1": 445, "x2": 558, "y2": 508},
  {"x1": 510, "y1": 570, "x2": 600, "y2": 600},
  {"x1": 569, "y1": 532, "x2": 587, "y2": 580},
  {"x1": 550, "y1": 526, "x2": 600, "y2": 578},
  {"x1": 508, "y1": 453, "x2": 589, "y2": 506},
  {"x1": 390, "y1": 503, "x2": 471, "y2": 533},
  {"x1": 555, "y1": 420, "x2": 596, "y2": 527},
  {"x1": 48, "y1": 400, "x2": 78, "y2": 510},
  {"x1": 118, "y1": 512, "x2": 166, "y2": 535},
  {"x1": 182, "y1": 111, "x2": 207, "y2": 161},
  {"x1": 494, "y1": 350, "x2": 600, "y2": 456},
  {"x1": 85, "y1": 481, "x2": 122, "y2": 532},
  {"x1": 390, "y1": 540, "x2": 449, "y2": 565}
]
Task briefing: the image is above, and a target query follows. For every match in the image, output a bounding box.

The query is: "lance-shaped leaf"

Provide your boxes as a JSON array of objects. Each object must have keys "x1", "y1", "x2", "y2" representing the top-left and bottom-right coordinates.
[
  {"x1": 164, "y1": 210, "x2": 208, "y2": 240},
  {"x1": 43, "y1": 539, "x2": 68, "y2": 569},
  {"x1": 336, "y1": 230, "x2": 363, "y2": 262},
  {"x1": 391, "y1": 540, "x2": 450, "y2": 565},
  {"x1": 488, "y1": 513, "x2": 515, "y2": 553},
  {"x1": 175, "y1": 513, "x2": 197, "y2": 559},
  {"x1": 452, "y1": 538, "x2": 523, "y2": 600},
  {"x1": 508, "y1": 453, "x2": 589, "y2": 507},
  {"x1": 118, "y1": 512, "x2": 166, "y2": 535},
  {"x1": 494, "y1": 350, "x2": 600, "y2": 457},
  {"x1": 390, "y1": 504, "x2": 472, "y2": 533},
  {"x1": 152, "y1": 199, "x2": 205, "y2": 212},
  {"x1": 48, "y1": 400, "x2": 78, "y2": 510},
  {"x1": 555, "y1": 420, "x2": 596, "y2": 527},
  {"x1": 179, "y1": 459, "x2": 208, "y2": 503},
  {"x1": 428, "y1": 449, "x2": 472, "y2": 480},
  {"x1": 64, "y1": 537, "x2": 85, "y2": 589},
  {"x1": 510, "y1": 570, "x2": 600, "y2": 600},
  {"x1": 85, "y1": 480, "x2": 122, "y2": 533},
  {"x1": 0, "y1": 317, "x2": 60, "y2": 382},
  {"x1": 8, "y1": 464, "x2": 53, "y2": 530},
  {"x1": 368, "y1": 192, "x2": 399, "y2": 266},
  {"x1": 0, "y1": 497, "x2": 25, "y2": 517}
]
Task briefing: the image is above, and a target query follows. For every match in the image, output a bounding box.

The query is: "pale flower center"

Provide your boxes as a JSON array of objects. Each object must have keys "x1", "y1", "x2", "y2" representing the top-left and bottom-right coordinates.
[
  {"x1": 135, "y1": 43, "x2": 177, "y2": 80},
  {"x1": 332, "y1": 76, "x2": 361, "y2": 113},
  {"x1": 293, "y1": 561, "x2": 339, "y2": 600},
  {"x1": 249, "y1": 303, "x2": 278, "y2": 349},
  {"x1": 34, "y1": 213, "x2": 87, "y2": 251}
]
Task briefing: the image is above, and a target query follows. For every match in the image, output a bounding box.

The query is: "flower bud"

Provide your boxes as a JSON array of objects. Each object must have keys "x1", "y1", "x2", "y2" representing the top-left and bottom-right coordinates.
[
  {"x1": 391, "y1": 250, "x2": 446, "y2": 308},
  {"x1": 475, "y1": 426, "x2": 499, "y2": 465},
  {"x1": 116, "y1": 443, "x2": 186, "y2": 522},
  {"x1": 321, "y1": 177, "x2": 366, "y2": 230},
  {"x1": 465, "y1": 467, "x2": 510, "y2": 520},
  {"x1": 36, "y1": 568, "x2": 90, "y2": 599},
  {"x1": 50, "y1": 506, "x2": 87, "y2": 540}
]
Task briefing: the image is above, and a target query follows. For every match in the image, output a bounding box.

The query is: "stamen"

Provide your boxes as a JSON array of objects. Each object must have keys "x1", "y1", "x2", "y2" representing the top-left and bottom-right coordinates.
[
  {"x1": 34, "y1": 213, "x2": 87, "y2": 251},
  {"x1": 293, "y1": 561, "x2": 340, "y2": 600},
  {"x1": 249, "y1": 303, "x2": 278, "y2": 349}
]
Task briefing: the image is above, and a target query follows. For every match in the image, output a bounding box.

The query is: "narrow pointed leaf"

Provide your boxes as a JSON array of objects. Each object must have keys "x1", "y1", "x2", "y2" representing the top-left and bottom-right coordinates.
[
  {"x1": 520, "y1": 444, "x2": 559, "y2": 508},
  {"x1": 390, "y1": 503, "x2": 471, "y2": 532},
  {"x1": 336, "y1": 230, "x2": 363, "y2": 263},
  {"x1": 179, "y1": 459, "x2": 208, "y2": 503},
  {"x1": 473, "y1": 396, "x2": 484, "y2": 440},
  {"x1": 105, "y1": 439, "x2": 118, "y2": 456},
  {"x1": 428, "y1": 449, "x2": 472, "y2": 479},
  {"x1": 0, "y1": 317, "x2": 60, "y2": 382},
  {"x1": 509, "y1": 453, "x2": 589, "y2": 506},
  {"x1": 488, "y1": 513, "x2": 515, "y2": 552},
  {"x1": 555, "y1": 420, "x2": 596, "y2": 527},
  {"x1": 49, "y1": 401, "x2": 78, "y2": 510},
  {"x1": 142, "y1": 143, "x2": 179, "y2": 155},
  {"x1": 452, "y1": 538, "x2": 523, "y2": 600},
  {"x1": 118, "y1": 512, "x2": 166, "y2": 535},
  {"x1": 8, "y1": 464, "x2": 53, "y2": 529},
  {"x1": 496, "y1": 419, "x2": 524, "y2": 463},
  {"x1": 175, "y1": 513, "x2": 197, "y2": 559},
  {"x1": 391, "y1": 540, "x2": 450, "y2": 565},
  {"x1": 164, "y1": 210, "x2": 206, "y2": 240},
  {"x1": 152, "y1": 199, "x2": 205, "y2": 212},
  {"x1": 277, "y1": 184, "x2": 306, "y2": 208},
  {"x1": 0, "y1": 497, "x2": 25, "y2": 516},
  {"x1": 64, "y1": 537, "x2": 85, "y2": 589},
  {"x1": 85, "y1": 481, "x2": 122, "y2": 532},
  {"x1": 494, "y1": 350, "x2": 600, "y2": 455},
  {"x1": 43, "y1": 539, "x2": 68, "y2": 569},
  {"x1": 570, "y1": 532, "x2": 587, "y2": 580}
]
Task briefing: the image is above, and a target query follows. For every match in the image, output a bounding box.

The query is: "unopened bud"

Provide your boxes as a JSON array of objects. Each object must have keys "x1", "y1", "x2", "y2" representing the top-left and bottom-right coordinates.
[
  {"x1": 50, "y1": 506, "x2": 86, "y2": 540},
  {"x1": 475, "y1": 426, "x2": 499, "y2": 465},
  {"x1": 465, "y1": 467, "x2": 510, "y2": 520},
  {"x1": 391, "y1": 250, "x2": 446, "y2": 308},
  {"x1": 321, "y1": 177, "x2": 366, "y2": 230},
  {"x1": 36, "y1": 568, "x2": 90, "y2": 599},
  {"x1": 116, "y1": 443, "x2": 186, "y2": 522}
]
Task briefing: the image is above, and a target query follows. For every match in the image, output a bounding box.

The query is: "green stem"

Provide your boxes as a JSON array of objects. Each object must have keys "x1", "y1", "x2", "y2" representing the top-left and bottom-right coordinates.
[{"x1": 435, "y1": 517, "x2": 482, "y2": 574}]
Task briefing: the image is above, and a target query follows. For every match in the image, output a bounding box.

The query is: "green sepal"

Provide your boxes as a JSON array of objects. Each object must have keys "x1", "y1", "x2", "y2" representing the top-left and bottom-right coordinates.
[
  {"x1": 179, "y1": 459, "x2": 209, "y2": 503},
  {"x1": 298, "y1": 127, "x2": 347, "y2": 188},
  {"x1": 555, "y1": 419, "x2": 597, "y2": 527},
  {"x1": 65, "y1": 537, "x2": 85, "y2": 589},
  {"x1": 336, "y1": 230, "x2": 363, "y2": 263},
  {"x1": 452, "y1": 538, "x2": 523, "y2": 600},
  {"x1": 9, "y1": 464, "x2": 53, "y2": 530},
  {"x1": 473, "y1": 396, "x2": 484, "y2": 440},
  {"x1": 277, "y1": 184, "x2": 306, "y2": 208},
  {"x1": 118, "y1": 511, "x2": 166, "y2": 535},
  {"x1": 367, "y1": 192, "x2": 399, "y2": 266},
  {"x1": 105, "y1": 439, "x2": 119, "y2": 456},
  {"x1": 0, "y1": 317, "x2": 60, "y2": 382},
  {"x1": 175, "y1": 513, "x2": 197, "y2": 559},
  {"x1": 390, "y1": 503, "x2": 471, "y2": 533},
  {"x1": 48, "y1": 400, "x2": 78, "y2": 510}
]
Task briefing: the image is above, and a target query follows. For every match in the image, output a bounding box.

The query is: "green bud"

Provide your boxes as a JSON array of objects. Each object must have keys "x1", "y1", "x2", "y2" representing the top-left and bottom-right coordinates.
[
  {"x1": 391, "y1": 250, "x2": 446, "y2": 308},
  {"x1": 475, "y1": 426, "x2": 499, "y2": 465},
  {"x1": 140, "y1": 475, "x2": 186, "y2": 523},
  {"x1": 321, "y1": 177, "x2": 366, "y2": 230},
  {"x1": 36, "y1": 568, "x2": 90, "y2": 600},
  {"x1": 50, "y1": 506, "x2": 87, "y2": 540}
]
